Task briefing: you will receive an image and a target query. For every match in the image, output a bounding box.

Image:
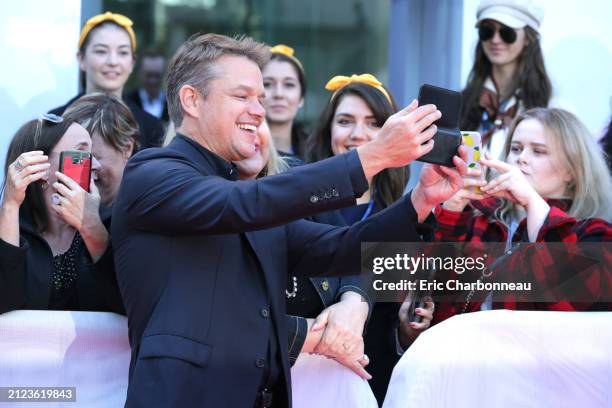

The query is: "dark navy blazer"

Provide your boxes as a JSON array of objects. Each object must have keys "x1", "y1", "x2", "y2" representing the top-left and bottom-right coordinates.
[{"x1": 112, "y1": 134, "x2": 426, "y2": 407}]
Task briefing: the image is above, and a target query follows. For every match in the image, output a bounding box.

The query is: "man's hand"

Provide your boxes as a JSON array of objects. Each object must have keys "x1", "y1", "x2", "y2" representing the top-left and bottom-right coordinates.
[
  {"x1": 411, "y1": 146, "x2": 470, "y2": 222},
  {"x1": 441, "y1": 166, "x2": 486, "y2": 212},
  {"x1": 357, "y1": 100, "x2": 441, "y2": 180},
  {"x1": 310, "y1": 294, "x2": 371, "y2": 379},
  {"x1": 52, "y1": 172, "x2": 108, "y2": 260}
]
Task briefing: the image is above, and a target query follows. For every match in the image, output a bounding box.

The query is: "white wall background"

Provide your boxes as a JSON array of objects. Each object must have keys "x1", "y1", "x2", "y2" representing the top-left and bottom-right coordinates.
[
  {"x1": 461, "y1": 0, "x2": 612, "y2": 137},
  {"x1": 0, "y1": 0, "x2": 80, "y2": 185}
]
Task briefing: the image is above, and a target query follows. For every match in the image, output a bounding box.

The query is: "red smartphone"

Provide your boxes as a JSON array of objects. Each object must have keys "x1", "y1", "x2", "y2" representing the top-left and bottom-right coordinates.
[{"x1": 59, "y1": 151, "x2": 92, "y2": 192}]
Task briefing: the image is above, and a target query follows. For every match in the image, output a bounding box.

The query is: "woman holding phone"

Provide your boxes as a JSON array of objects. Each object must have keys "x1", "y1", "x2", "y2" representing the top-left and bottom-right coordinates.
[
  {"x1": 63, "y1": 93, "x2": 139, "y2": 206},
  {"x1": 49, "y1": 12, "x2": 164, "y2": 150},
  {"x1": 434, "y1": 108, "x2": 612, "y2": 323},
  {"x1": 0, "y1": 115, "x2": 122, "y2": 314},
  {"x1": 461, "y1": 0, "x2": 552, "y2": 160}
]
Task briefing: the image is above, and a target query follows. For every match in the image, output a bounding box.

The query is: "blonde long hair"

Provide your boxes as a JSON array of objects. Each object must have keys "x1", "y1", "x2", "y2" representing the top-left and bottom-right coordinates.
[
  {"x1": 496, "y1": 108, "x2": 612, "y2": 223},
  {"x1": 263, "y1": 127, "x2": 290, "y2": 176}
]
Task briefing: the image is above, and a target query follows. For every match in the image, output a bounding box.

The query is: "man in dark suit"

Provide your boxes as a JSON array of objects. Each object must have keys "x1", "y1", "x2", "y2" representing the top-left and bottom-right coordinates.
[
  {"x1": 112, "y1": 34, "x2": 468, "y2": 407},
  {"x1": 125, "y1": 48, "x2": 170, "y2": 123}
]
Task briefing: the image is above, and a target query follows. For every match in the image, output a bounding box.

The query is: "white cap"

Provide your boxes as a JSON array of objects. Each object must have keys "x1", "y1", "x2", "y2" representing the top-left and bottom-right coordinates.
[{"x1": 476, "y1": 0, "x2": 544, "y2": 31}]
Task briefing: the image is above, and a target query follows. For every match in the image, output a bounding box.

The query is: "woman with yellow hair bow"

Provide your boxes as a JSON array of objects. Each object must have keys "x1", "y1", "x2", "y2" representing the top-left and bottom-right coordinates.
[
  {"x1": 262, "y1": 44, "x2": 309, "y2": 157},
  {"x1": 305, "y1": 75, "x2": 435, "y2": 405},
  {"x1": 49, "y1": 12, "x2": 164, "y2": 150}
]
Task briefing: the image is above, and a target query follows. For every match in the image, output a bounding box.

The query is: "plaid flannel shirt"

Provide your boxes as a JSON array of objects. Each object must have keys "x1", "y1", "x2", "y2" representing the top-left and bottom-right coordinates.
[{"x1": 432, "y1": 197, "x2": 612, "y2": 325}]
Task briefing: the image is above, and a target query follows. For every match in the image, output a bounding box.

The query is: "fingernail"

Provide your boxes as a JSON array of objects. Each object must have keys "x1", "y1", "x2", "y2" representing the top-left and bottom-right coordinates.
[{"x1": 55, "y1": 171, "x2": 61, "y2": 176}]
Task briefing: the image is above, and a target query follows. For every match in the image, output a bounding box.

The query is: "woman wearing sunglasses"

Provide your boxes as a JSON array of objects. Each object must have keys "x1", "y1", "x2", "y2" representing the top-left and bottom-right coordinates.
[
  {"x1": 0, "y1": 114, "x2": 124, "y2": 314},
  {"x1": 49, "y1": 12, "x2": 164, "y2": 151},
  {"x1": 461, "y1": 0, "x2": 552, "y2": 160}
]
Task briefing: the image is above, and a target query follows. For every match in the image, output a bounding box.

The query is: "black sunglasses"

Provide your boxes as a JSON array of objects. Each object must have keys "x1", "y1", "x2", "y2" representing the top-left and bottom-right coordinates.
[{"x1": 478, "y1": 22, "x2": 517, "y2": 44}]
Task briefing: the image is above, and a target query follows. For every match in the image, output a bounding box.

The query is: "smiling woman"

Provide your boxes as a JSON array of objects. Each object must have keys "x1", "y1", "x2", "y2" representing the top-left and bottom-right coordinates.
[
  {"x1": 262, "y1": 45, "x2": 308, "y2": 157},
  {"x1": 48, "y1": 12, "x2": 164, "y2": 150},
  {"x1": 304, "y1": 75, "x2": 434, "y2": 405}
]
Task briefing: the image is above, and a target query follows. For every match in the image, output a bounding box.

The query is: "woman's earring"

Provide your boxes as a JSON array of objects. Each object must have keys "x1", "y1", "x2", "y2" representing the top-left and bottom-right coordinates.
[{"x1": 40, "y1": 180, "x2": 49, "y2": 190}]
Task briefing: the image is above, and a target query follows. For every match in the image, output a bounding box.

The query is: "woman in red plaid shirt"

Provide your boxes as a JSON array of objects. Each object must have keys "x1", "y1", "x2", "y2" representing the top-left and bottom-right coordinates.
[{"x1": 433, "y1": 108, "x2": 612, "y2": 324}]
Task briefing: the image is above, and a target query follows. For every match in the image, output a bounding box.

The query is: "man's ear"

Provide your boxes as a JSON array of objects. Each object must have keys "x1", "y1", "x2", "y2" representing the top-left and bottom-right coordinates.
[
  {"x1": 122, "y1": 139, "x2": 135, "y2": 160},
  {"x1": 179, "y1": 85, "x2": 201, "y2": 119}
]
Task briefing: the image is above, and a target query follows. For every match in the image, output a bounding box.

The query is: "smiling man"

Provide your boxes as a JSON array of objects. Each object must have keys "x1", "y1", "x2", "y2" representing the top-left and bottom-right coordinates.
[{"x1": 111, "y1": 33, "x2": 469, "y2": 408}]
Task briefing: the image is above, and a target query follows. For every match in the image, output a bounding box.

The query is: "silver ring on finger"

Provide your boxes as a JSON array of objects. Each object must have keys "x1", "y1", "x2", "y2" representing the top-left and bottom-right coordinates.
[
  {"x1": 51, "y1": 194, "x2": 61, "y2": 206},
  {"x1": 14, "y1": 160, "x2": 25, "y2": 173}
]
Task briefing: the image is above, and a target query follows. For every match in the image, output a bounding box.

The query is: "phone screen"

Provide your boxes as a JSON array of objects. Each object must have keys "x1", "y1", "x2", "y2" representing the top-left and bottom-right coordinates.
[{"x1": 60, "y1": 151, "x2": 92, "y2": 192}]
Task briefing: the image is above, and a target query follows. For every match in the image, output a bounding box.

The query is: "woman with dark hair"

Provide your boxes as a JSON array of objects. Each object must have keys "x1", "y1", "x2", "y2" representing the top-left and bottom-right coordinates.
[
  {"x1": 0, "y1": 115, "x2": 122, "y2": 314},
  {"x1": 461, "y1": 0, "x2": 552, "y2": 160},
  {"x1": 305, "y1": 74, "x2": 434, "y2": 405},
  {"x1": 63, "y1": 93, "x2": 139, "y2": 206},
  {"x1": 49, "y1": 12, "x2": 164, "y2": 150},
  {"x1": 262, "y1": 44, "x2": 309, "y2": 157},
  {"x1": 307, "y1": 75, "x2": 408, "y2": 212}
]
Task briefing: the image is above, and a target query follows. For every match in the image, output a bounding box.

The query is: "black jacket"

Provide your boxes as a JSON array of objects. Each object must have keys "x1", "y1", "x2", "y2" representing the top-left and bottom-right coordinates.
[
  {"x1": 112, "y1": 134, "x2": 427, "y2": 407},
  {"x1": 0, "y1": 210, "x2": 123, "y2": 314},
  {"x1": 125, "y1": 89, "x2": 169, "y2": 123}
]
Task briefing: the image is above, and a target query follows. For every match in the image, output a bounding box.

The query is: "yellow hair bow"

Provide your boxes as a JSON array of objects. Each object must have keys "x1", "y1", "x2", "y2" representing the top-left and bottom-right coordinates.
[
  {"x1": 325, "y1": 74, "x2": 391, "y2": 104},
  {"x1": 269, "y1": 44, "x2": 304, "y2": 73},
  {"x1": 79, "y1": 12, "x2": 137, "y2": 52}
]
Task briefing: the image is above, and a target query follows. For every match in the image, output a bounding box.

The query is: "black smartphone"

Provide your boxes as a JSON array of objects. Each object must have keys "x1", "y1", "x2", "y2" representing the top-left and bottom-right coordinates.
[
  {"x1": 407, "y1": 267, "x2": 436, "y2": 324},
  {"x1": 417, "y1": 84, "x2": 463, "y2": 167},
  {"x1": 59, "y1": 151, "x2": 92, "y2": 192}
]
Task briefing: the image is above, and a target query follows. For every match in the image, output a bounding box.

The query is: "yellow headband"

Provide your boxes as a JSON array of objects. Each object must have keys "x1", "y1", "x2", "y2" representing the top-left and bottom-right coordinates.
[
  {"x1": 325, "y1": 74, "x2": 392, "y2": 105},
  {"x1": 269, "y1": 44, "x2": 304, "y2": 74},
  {"x1": 79, "y1": 12, "x2": 137, "y2": 52}
]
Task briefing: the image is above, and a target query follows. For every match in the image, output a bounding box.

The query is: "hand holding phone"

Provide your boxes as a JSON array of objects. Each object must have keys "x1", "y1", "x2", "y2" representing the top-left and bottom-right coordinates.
[
  {"x1": 417, "y1": 84, "x2": 463, "y2": 167},
  {"x1": 59, "y1": 151, "x2": 92, "y2": 192}
]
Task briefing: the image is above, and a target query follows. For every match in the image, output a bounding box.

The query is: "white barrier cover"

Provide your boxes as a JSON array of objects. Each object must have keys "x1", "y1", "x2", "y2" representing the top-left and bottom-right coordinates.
[
  {"x1": 292, "y1": 352, "x2": 378, "y2": 408},
  {"x1": 0, "y1": 310, "x2": 130, "y2": 408},
  {"x1": 384, "y1": 310, "x2": 612, "y2": 408}
]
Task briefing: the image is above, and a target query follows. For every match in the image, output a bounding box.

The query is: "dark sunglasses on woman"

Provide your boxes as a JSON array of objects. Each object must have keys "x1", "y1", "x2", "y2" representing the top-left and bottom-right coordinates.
[{"x1": 478, "y1": 22, "x2": 517, "y2": 44}]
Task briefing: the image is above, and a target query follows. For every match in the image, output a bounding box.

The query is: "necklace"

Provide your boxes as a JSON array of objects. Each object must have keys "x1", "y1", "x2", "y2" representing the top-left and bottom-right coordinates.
[{"x1": 286, "y1": 276, "x2": 298, "y2": 298}]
